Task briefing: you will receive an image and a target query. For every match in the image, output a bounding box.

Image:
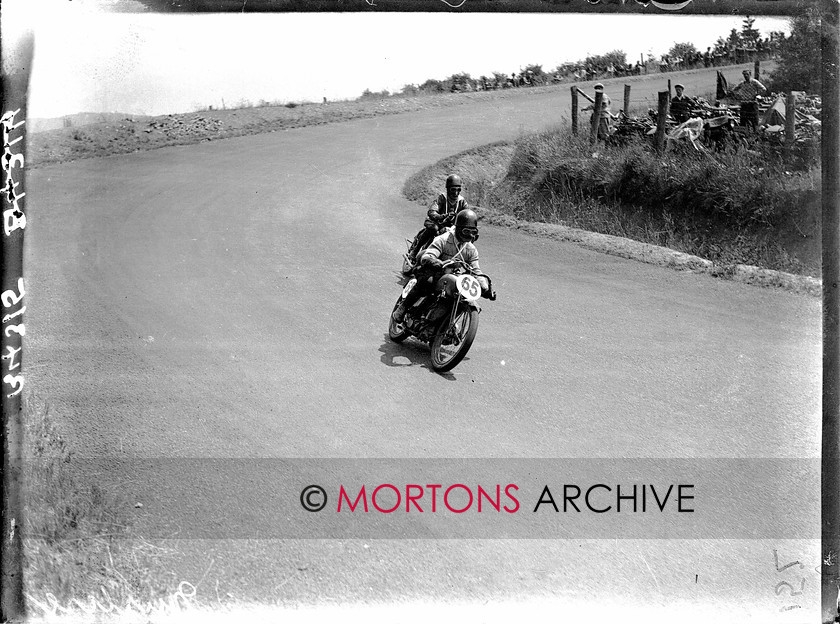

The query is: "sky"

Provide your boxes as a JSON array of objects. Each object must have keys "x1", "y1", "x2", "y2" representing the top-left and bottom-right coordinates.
[{"x1": 1, "y1": 0, "x2": 791, "y2": 119}]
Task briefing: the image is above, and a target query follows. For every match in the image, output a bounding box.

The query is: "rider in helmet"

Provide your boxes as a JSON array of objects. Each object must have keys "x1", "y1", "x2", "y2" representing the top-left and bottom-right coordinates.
[
  {"x1": 408, "y1": 174, "x2": 471, "y2": 263},
  {"x1": 393, "y1": 208, "x2": 491, "y2": 323}
]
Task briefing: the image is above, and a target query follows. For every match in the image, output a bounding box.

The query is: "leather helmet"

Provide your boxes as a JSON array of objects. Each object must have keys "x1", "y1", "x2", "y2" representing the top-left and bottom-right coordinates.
[
  {"x1": 454, "y1": 208, "x2": 479, "y2": 243},
  {"x1": 445, "y1": 174, "x2": 462, "y2": 200}
]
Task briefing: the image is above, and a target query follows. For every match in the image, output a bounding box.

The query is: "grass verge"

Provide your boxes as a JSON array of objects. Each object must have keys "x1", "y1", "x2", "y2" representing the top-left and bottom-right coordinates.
[
  {"x1": 21, "y1": 395, "x2": 190, "y2": 621},
  {"x1": 403, "y1": 129, "x2": 822, "y2": 296},
  {"x1": 403, "y1": 129, "x2": 821, "y2": 295}
]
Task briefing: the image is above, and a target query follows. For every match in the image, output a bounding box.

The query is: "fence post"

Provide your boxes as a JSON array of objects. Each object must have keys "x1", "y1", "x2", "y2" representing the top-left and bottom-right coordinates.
[
  {"x1": 654, "y1": 90, "x2": 670, "y2": 152},
  {"x1": 590, "y1": 91, "x2": 603, "y2": 144},
  {"x1": 571, "y1": 86, "x2": 579, "y2": 136},
  {"x1": 624, "y1": 84, "x2": 631, "y2": 114},
  {"x1": 785, "y1": 92, "x2": 796, "y2": 159},
  {"x1": 754, "y1": 59, "x2": 760, "y2": 79}
]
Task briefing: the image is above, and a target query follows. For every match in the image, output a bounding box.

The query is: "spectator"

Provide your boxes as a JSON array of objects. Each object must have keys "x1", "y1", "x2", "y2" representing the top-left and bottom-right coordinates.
[
  {"x1": 730, "y1": 69, "x2": 767, "y2": 129},
  {"x1": 730, "y1": 69, "x2": 767, "y2": 103},
  {"x1": 670, "y1": 84, "x2": 695, "y2": 123},
  {"x1": 582, "y1": 83, "x2": 614, "y2": 140}
]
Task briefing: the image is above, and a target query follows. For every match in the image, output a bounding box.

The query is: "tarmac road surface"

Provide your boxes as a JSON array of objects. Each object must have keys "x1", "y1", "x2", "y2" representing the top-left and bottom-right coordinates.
[{"x1": 23, "y1": 64, "x2": 822, "y2": 620}]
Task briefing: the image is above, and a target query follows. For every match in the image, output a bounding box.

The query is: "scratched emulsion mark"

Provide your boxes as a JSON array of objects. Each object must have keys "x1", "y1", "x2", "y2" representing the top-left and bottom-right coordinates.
[
  {"x1": 586, "y1": 0, "x2": 695, "y2": 8},
  {"x1": 772, "y1": 549, "x2": 809, "y2": 613},
  {"x1": 25, "y1": 581, "x2": 197, "y2": 620}
]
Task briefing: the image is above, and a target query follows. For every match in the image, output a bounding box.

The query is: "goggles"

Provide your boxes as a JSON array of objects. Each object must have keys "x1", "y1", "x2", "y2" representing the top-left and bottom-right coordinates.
[{"x1": 458, "y1": 226, "x2": 478, "y2": 240}]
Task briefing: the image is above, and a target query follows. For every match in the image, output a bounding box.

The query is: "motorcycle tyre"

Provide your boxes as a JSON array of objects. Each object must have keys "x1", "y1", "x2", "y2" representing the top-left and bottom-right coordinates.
[
  {"x1": 388, "y1": 296, "x2": 411, "y2": 343},
  {"x1": 430, "y1": 306, "x2": 479, "y2": 372}
]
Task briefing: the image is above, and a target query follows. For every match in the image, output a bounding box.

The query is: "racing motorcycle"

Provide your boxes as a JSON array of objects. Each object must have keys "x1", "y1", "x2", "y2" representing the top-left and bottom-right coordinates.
[{"x1": 388, "y1": 260, "x2": 496, "y2": 372}]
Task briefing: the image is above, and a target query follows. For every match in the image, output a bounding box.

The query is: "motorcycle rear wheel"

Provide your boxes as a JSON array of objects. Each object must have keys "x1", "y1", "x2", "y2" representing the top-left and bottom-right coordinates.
[
  {"x1": 430, "y1": 307, "x2": 479, "y2": 372},
  {"x1": 388, "y1": 297, "x2": 411, "y2": 342}
]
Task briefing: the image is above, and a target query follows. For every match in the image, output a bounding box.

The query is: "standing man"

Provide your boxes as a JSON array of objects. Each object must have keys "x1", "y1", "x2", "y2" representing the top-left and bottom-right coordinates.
[
  {"x1": 730, "y1": 69, "x2": 767, "y2": 102},
  {"x1": 730, "y1": 69, "x2": 767, "y2": 129},
  {"x1": 670, "y1": 84, "x2": 695, "y2": 123},
  {"x1": 582, "y1": 83, "x2": 614, "y2": 140}
]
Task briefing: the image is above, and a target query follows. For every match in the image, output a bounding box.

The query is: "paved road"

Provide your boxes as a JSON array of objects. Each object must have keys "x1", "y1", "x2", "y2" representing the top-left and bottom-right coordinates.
[{"x1": 24, "y1": 64, "x2": 822, "y2": 620}]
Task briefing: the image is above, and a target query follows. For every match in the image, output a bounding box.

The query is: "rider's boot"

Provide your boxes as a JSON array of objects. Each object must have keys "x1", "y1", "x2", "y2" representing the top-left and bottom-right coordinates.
[{"x1": 392, "y1": 281, "x2": 424, "y2": 323}]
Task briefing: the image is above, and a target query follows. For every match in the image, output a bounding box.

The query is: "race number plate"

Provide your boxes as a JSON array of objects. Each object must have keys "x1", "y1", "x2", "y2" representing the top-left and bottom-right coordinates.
[
  {"x1": 455, "y1": 274, "x2": 482, "y2": 302},
  {"x1": 402, "y1": 278, "x2": 417, "y2": 299}
]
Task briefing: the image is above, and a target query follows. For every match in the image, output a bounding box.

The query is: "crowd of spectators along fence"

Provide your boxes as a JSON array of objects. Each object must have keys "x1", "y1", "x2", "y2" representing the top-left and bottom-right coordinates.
[{"x1": 438, "y1": 42, "x2": 779, "y2": 95}]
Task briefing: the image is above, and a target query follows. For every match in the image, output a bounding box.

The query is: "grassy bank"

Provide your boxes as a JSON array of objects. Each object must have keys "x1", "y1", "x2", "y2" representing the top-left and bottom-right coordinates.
[
  {"x1": 406, "y1": 129, "x2": 821, "y2": 280},
  {"x1": 22, "y1": 396, "x2": 187, "y2": 620}
]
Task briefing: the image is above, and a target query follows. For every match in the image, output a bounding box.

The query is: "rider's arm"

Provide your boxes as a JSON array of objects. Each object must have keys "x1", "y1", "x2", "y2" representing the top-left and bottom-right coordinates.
[
  {"x1": 426, "y1": 195, "x2": 445, "y2": 221},
  {"x1": 465, "y1": 248, "x2": 490, "y2": 292},
  {"x1": 419, "y1": 235, "x2": 446, "y2": 269}
]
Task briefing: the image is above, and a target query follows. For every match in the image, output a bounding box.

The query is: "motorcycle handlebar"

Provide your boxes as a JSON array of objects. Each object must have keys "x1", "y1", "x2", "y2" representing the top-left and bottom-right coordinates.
[{"x1": 441, "y1": 262, "x2": 497, "y2": 300}]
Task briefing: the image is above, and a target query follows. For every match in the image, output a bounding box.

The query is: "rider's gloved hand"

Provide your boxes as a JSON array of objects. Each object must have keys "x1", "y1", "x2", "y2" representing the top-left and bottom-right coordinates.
[{"x1": 423, "y1": 257, "x2": 444, "y2": 271}]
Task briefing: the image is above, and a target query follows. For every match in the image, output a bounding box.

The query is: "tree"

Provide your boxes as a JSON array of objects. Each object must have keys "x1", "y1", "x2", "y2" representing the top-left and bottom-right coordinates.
[
  {"x1": 584, "y1": 49, "x2": 627, "y2": 70},
  {"x1": 668, "y1": 42, "x2": 698, "y2": 60},
  {"x1": 418, "y1": 78, "x2": 445, "y2": 93},
  {"x1": 553, "y1": 62, "x2": 579, "y2": 79},
  {"x1": 741, "y1": 15, "x2": 761, "y2": 46},
  {"x1": 523, "y1": 63, "x2": 547, "y2": 84},
  {"x1": 446, "y1": 72, "x2": 474, "y2": 92},
  {"x1": 358, "y1": 88, "x2": 389, "y2": 100},
  {"x1": 492, "y1": 71, "x2": 508, "y2": 86},
  {"x1": 727, "y1": 28, "x2": 742, "y2": 48},
  {"x1": 767, "y1": 6, "x2": 824, "y2": 94}
]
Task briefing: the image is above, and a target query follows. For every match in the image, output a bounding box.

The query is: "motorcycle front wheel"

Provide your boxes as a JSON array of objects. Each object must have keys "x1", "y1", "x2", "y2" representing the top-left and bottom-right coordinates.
[{"x1": 430, "y1": 306, "x2": 479, "y2": 372}]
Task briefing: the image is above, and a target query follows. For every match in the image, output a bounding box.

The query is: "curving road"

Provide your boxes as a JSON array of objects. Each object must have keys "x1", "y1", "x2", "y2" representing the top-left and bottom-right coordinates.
[{"x1": 24, "y1": 65, "x2": 822, "y2": 619}]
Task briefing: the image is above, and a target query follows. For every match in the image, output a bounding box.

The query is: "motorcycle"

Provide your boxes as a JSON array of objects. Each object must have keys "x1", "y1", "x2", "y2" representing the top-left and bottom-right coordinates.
[
  {"x1": 401, "y1": 214, "x2": 456, "y2": 276},
  {"x1": 388, "y1": 260, "x2": 496, "y2": 372}
]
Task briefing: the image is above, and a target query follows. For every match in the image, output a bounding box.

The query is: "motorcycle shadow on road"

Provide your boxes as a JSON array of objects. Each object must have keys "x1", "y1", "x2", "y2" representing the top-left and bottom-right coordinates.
[{"x1": 378, "y1": 334, "x2": 459, "y2": 381}]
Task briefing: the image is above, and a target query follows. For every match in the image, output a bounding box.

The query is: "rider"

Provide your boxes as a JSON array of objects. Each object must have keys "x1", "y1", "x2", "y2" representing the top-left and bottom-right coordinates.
[
  {"x1": 408, "y1": 174, "x2": 470, "y2": 263},
  {"x1": 393, "y1": 208, "x2": 491, "y2": 323}
]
